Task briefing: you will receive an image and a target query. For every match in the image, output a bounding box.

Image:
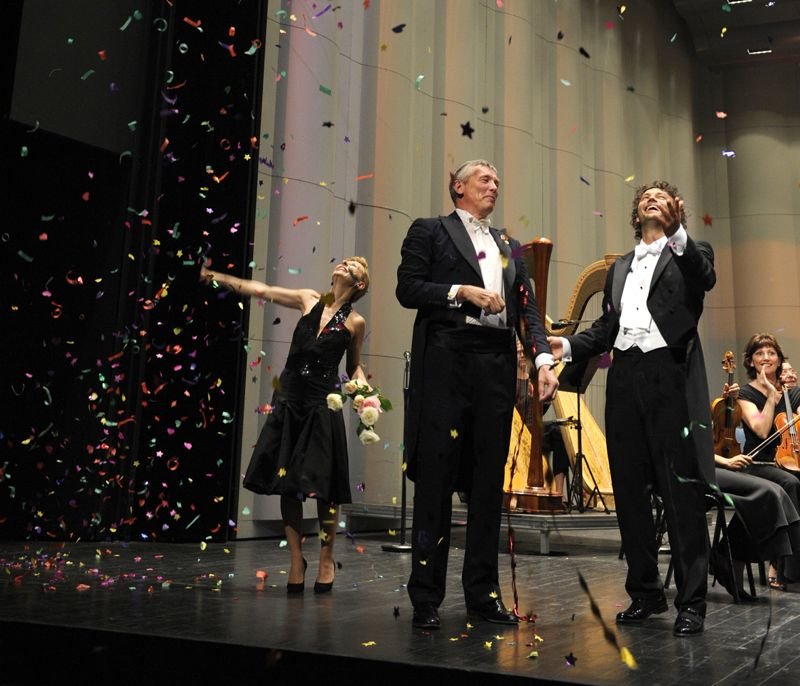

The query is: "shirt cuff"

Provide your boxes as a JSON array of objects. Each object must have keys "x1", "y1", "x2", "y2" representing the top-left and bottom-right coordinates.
[
  {"x1": 668, "y1": 225, "x2": 687, "y2": 256},
  {"x1": 535, "y1": 353, "x2": 555, "y2": 370},
  {"x1": 559, "y1": 337, "x2": 573, "y2": 363},
  {"x1": 447, "y1": 284, "x2": 461, "y2": 308}
]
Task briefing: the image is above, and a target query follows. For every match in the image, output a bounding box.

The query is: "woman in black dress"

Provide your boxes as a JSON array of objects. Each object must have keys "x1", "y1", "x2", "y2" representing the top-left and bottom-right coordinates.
[
  {"x1": 201, "y1": 257, "x2": 370, "y2": 593},
  {"x1": 735, "y1": 333, "x2": 800, "y2": 589}
]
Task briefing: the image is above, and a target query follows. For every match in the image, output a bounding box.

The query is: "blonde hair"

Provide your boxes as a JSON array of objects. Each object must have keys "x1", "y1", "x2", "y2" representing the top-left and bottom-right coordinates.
[{"x1": 346, "y1": 256, "x2": 370, "y2": 302}]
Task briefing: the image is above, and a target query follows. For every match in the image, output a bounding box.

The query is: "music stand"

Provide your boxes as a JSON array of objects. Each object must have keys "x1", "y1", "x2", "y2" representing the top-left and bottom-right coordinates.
[
  {"x1": 558, "y1": 357, "x2": 610, "y2": 514},
  {"x1": 382, "y1": 352, "x2": 412, "y2": 553}
]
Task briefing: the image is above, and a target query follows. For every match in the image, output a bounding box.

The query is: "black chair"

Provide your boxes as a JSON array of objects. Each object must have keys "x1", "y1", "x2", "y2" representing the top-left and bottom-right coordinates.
[{"x1": 663, "y1": 491, "x2": 758, "y2": 602}]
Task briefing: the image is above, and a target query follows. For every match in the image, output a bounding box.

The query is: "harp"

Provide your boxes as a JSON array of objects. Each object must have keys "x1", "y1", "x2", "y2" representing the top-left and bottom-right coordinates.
[{"x1": 503, "y1": 243, "x2": 619, "y2": 512}]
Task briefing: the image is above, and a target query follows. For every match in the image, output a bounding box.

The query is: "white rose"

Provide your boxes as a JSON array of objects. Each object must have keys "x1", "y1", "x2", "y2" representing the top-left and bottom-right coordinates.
[
  {"x1": 359, "y1": 406, "x2": 380, "y2": 427},
  {"x1": 326, "y1": 393, "x2": 344, "y2": 411},
  {"x1": 351, "y1": 394, "x2": 365, "y2": 411},
  {"x1": 343, "y1": 380, "x2": 359, "y2": 395},
  {"x1": 359, "y1": 428, "x2": 381, "y2": 445}
]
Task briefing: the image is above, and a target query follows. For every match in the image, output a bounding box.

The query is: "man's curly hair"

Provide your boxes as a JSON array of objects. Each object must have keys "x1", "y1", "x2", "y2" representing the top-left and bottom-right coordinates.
[{"x1": 630, "y1": 180, "x2": 687, "y2": 239}]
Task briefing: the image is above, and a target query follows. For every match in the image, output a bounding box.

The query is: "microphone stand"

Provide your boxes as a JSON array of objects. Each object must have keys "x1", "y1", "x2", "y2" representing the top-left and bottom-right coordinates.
[
  {"x1": 565, "y1": 375, "x2": 610, "y2": 514},
  {"x1": 382, "y1": 352, "x2": 412, "y2": 553}
]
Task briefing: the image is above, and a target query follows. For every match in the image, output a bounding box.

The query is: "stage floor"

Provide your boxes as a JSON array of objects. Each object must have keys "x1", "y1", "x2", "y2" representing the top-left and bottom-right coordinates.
[{"x1": 1, "y1": 525, "x2": 799, "y2": 685}]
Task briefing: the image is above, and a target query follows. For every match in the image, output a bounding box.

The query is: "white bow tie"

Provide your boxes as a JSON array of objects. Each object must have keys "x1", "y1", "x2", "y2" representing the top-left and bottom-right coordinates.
[
  {"x1": 634, "y1": 241, "x2": 663, "y2": 260},
  {"x1": 468, "y1": 217, "x2": 491, "y2": 235}
]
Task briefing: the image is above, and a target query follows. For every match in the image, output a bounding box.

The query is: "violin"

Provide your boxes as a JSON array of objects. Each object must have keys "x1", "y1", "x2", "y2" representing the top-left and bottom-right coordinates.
[
  {"x1": 774, "y1": 383, "x2": 800, "y2": 472},
  {"x1": 711, "y1": 351, "x2": 743, "y2": 458}
]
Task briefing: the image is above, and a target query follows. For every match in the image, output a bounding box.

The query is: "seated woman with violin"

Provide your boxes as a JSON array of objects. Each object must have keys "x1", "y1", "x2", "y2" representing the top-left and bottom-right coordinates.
[
  {"x1": 713, "y1": 381, "x2": 800, "y2": 599},
  {"x1": 732, "y1": 333, "x2": 800, "y2": 590}
]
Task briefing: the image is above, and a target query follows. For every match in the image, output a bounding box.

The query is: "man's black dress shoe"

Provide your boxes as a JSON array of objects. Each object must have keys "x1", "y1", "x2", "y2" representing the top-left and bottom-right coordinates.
[
  {"x1": 412, "y1": 602, "x2": 441, "y2": 630},
  {"x1": 673, "y1": 607, "x2": 704, "y2": 636},
  {"x1": 466, "y1": 599, "x2": 519, "y2": 625},
  {"x1": 615, "y1": 595, "x2": 668, "y2": 624}
]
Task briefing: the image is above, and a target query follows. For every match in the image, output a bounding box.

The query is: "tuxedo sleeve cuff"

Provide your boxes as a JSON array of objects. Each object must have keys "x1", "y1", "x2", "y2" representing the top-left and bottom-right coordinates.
[{"x1": 447, "y1": 284, "x2": 462, "y2": 308}]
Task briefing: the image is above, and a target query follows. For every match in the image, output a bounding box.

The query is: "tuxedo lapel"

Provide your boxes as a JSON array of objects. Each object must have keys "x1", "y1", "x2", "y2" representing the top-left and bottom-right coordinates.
[
  {"x1": 650, "y1": 248, "x2": 673, "y2": 291},
  {"x1": 442, "y1": 213, "x2": 482, "y2": 281},
  {"x1": 492, "y1": 229, "x2": 516, "y2": 297},
  {"x1": 612, "y1": 252, "x2": 634, "y2": 312}
]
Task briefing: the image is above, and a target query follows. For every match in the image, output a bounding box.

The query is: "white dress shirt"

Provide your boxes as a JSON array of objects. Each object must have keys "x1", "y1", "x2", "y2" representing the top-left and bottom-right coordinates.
[
  {"x1": 450, "y1": 209, "x2": 555, "y2": 371},
  {"x1": 561, "y1": 226, "x2": 688, "y2": 359}
]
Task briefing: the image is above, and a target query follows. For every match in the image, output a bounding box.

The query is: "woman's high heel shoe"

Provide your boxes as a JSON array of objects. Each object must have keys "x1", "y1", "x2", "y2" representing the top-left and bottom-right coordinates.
[
  {"x1": 287, "y1": 558, "x2": 308, "y2": 594},
  {"x1": 314, "y1": 560, "x2": 335, "y2": 594}
]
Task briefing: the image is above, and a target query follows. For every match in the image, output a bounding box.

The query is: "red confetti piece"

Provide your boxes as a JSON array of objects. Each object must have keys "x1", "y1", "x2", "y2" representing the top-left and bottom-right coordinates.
[{"x1": 292, "y1": 215, "x2": 309, "y2": 226}]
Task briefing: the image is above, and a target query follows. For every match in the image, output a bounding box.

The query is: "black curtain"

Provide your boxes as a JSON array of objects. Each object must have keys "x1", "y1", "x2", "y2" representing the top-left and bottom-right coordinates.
[{"x1": 0, "y1": 0, "x2": 267, "y2": 542}]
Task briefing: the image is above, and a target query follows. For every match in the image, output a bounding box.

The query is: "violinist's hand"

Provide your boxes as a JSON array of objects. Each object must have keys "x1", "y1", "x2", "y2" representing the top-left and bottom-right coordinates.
[
  {"x1": 722, "y1": 382, "x2": 740, "y2": 400},
  {"x1": 754, "y1": 365, "x2": 781, "y2": 403},
  {"x1": 723, "y1": 454, "x2": 752, "y2": 472},
  {"x1": 538, "y1": 365, "x2": 558, "y2": 403}
]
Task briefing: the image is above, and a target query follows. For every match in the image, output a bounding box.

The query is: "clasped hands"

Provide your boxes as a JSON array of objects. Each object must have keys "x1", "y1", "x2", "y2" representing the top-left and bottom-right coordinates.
[{"x1": 456, "y1": 285, "x2": 505, "y2": 315}]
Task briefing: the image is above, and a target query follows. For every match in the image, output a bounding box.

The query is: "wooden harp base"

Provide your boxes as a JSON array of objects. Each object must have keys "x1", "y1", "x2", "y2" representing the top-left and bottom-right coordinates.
[{"x1": 503, "y1": 488, "x2": 565, "y2": 514}]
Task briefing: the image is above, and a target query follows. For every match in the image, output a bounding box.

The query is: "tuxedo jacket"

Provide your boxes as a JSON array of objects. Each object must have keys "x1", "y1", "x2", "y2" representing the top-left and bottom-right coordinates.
[
  {"x1": 566, "y1": 236, "x2": 717, "y2": 484},
  {"x1": 396, "y1": 211, "x2": 551, "y2": 474}
]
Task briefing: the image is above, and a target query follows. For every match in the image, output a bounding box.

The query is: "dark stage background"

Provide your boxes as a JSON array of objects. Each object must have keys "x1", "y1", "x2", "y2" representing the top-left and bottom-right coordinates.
[{"x1": 0, "y1": 0, "x2": 268, "y2": 542}]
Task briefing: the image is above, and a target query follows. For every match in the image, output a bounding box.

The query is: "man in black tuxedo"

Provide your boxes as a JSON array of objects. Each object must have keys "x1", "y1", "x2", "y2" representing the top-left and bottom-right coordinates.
[
  {"x1": 548, "y1": 181, "x2": 716, "y2": 637},
  {"x1": 396, "y1": 160, "x2": 558, "y2": 630}
]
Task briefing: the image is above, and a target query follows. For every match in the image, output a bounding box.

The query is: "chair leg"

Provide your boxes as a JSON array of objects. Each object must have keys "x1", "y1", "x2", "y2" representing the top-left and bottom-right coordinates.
[
  {"x1": 758, "y1": 560, "x2": 767, "y2": 586},
  {"x1": 745, "y1": 562, "x2": 756, "y2": 598},
  {"x1": 708, "y1": 494, "x2": 741, "y2": 603}
]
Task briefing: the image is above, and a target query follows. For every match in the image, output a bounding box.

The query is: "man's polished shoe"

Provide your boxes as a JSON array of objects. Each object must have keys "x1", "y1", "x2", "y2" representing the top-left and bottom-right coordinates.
[
  {"x1": 615, "y1": 595, "x2": 668, "y2": 624},
  {"x1": 412, "y1": 602, "x2": 441, "y2": 630},
  {"x1": 673, "y1": 607, "x2": 704, "y2": 636},
  {"x1": 466, "y1": 599, "x2": 519, "y2": 625}
]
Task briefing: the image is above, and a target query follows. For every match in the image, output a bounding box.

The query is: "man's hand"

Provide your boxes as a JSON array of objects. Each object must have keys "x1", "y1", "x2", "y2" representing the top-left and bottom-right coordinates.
[
  {"x1": 660, "y1": 195, "x2": 684, "y2": 237},
  {"x1": 546, "y1": 336, "x2": 564, "y2": 361},
  {"x1": 456, "y1": 285, "x2": 505, "y2": 314},
  {"x1": 537, "y1": 365, "x2": 558, "y2": 402}
]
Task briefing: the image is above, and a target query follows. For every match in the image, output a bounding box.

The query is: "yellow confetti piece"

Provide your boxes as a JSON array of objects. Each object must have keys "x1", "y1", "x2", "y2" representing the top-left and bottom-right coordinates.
[
  {"x1": 720, "y1": 26, "x2": 727, "y2": 38},
  {"x1": 466, "y1": 622, "x2": 474, "y2": 629},
  {"x1": 625, "y1": 175, "x2": 635, "y2": 183},
  {"x1": 620, "y1": 646, "x2": 638, "y2": 669},
  {"x1": 527, "y1": 651, "x2": 539, "y2": 659},
  {"x1": 278, "y1": 467, "x2": 287, "y2": 477},
  {"x1": 200, "y1": 541, "x2": 207, "y2": 551},
  {"x1": 419, "y1": 560, "x2": 427, "y2": 566},
  {"x1": 449, "y1": 637, "x2": 459, "y2": 642},
  {"x1": 450, "y1": 429, "x2": 458, "y2": 439},
  {"x1": 534, "y1": 634, "x2": 544, "y2": 642},
  {"x1": 388, "y1": 529, "x2": 397, "y2": 536},
  {"x1": 489, "y1": 590, "x2": 498, "y2": 598},
  {"x1": 362, "y1": 641, "x2": 377, "y2": 647},
  {"x1": 484, "y1": 641, "x2": 493, "y2": 649}
]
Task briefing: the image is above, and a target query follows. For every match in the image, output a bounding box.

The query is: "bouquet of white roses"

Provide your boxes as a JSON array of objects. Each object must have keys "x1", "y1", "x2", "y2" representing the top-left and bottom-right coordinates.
[{"x1": 326, "y1": 377, "x2": 392, "y2": 445}]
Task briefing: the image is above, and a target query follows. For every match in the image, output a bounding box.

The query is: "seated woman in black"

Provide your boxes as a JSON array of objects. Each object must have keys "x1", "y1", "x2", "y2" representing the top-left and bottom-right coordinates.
[
  {"x1": 713, "y1": 379, "x2": 800, "y2": 599},
  {"x1": 735, "y1": 333, "x2": 800, "y2": 590}
]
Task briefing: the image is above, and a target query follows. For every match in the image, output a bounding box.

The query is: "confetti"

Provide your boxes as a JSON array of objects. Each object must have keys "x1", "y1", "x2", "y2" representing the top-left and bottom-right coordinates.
[
  {"x1": 460, "y1": 121, "x2": 475, "y2": 138},
  {"x1": 391, "y1": 24, "x2": 406, "y2": 33}
]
